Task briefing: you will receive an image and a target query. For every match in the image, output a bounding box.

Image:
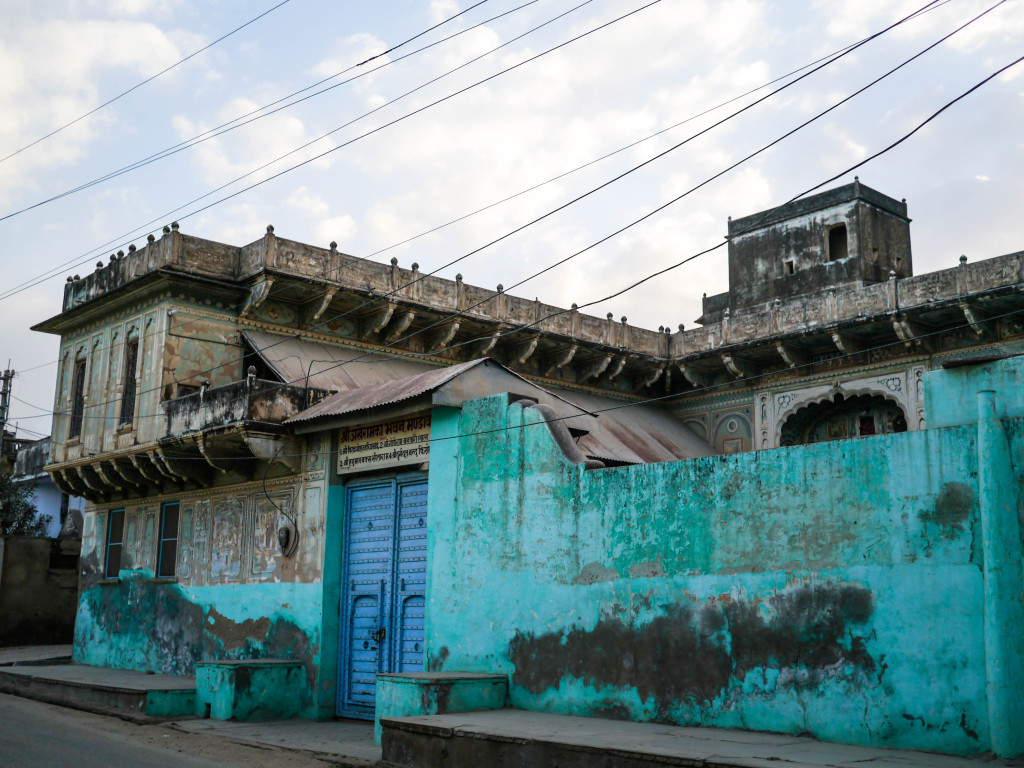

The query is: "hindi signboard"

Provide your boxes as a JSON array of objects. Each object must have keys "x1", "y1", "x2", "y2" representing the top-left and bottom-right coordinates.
[{"x1": 336, "y1": 415, "x2": 431, "y2": 473}]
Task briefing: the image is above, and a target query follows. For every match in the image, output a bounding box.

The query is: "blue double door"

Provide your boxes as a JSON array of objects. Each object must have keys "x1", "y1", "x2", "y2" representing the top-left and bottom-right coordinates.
[{"x1": 337, "y1": 475, "x2": 428, "y2": 718}]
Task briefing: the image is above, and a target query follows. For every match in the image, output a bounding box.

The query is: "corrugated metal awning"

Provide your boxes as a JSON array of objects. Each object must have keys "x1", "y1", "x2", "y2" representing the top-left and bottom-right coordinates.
[
  {"x1": 242, "y1": 329, "x2": 438, "y2": 392},
  {"x1": 284, "y1": 354, "x2": 717, "y2": 465},
  {"x1": 287, "y1": 359, "x2": 488, "y2": 424}
]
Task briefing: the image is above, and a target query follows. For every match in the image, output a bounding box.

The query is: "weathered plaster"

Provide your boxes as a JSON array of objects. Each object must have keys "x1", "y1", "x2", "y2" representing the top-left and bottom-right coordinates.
[{"x1": 425, "y1": 363, "x2": 1024, "y2": 755}]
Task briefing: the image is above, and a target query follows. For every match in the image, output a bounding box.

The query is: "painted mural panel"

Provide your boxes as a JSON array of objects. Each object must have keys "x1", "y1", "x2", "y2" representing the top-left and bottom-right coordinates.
[
  {"x1": 211, "y1": 497, "x2": 246, "y2": 581},
  {"x1": 251, "y1": 493, "x2": 291, "y2": 578},
  {"x1": 177, "y1": 504, "x2": 194, "y2": 581}
]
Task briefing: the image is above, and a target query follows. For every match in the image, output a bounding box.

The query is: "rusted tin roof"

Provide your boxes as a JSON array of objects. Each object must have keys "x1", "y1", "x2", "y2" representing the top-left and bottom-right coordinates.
[
  {"x1": 558, "y1": 390, "x2": 716, "y2": 464},
  {"x1": 286, "y1": 355, "x2": 716, "y2": 464},
  {"x1": 287, "y1": 359, "x2": 488, "y2": 424},
  {"x1": 242, "y1": 329, "x2": 437, "y2": 391}
]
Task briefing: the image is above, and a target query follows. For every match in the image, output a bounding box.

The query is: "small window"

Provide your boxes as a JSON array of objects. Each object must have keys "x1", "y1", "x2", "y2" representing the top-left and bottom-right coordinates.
[
  {"x1": 784, "y1": 260, "x2": 795, "y2": 275},
  {"x1": 828, "y1": 224, "x2": 848, "y2": 261},
  {"x1": 176, "y1": 384, "x2": 200, "y2": 398},
  {"x1": 119, "y1": 338, "x2": 139, "y2": 427},
  {"x1": 105, "y1": 509, "x2": 125, "y2": 578},
  {"x1": 157, "y1": 501, "x2": 180, "y2": 578},
  {"x1": 69, "y1": 359, "x2": 87, "y2": 439}
]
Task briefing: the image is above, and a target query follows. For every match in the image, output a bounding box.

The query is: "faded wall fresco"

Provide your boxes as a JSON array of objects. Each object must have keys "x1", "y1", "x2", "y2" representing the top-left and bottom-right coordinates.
[
  {"x1": 74, "y1": 474, "x2": 329, "y2": 717},
  {"x1": 425, "y1": 360, "x2": 1024, "y2": 756}
]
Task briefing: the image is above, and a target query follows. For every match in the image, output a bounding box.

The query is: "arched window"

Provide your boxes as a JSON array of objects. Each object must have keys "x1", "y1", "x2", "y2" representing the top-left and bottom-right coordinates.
[
  {"x1": 780, "y1": 393, "x2": 906, "y2": 447},
  {"x1": 119, "y1": 329, "x2": 139, "y2": 427},
  {"x1": 69, "y1": 351, "x2": 88, "y2": 439}
]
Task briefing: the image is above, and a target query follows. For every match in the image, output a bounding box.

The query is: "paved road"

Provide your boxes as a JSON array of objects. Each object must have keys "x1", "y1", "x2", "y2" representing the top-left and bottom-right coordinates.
[{"x1": 0, "y1": 693, "x2": 333, "y2": 768}]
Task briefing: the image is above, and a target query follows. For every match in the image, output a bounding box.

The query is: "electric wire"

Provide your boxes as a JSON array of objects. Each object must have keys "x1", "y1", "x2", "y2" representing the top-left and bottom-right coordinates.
[
  {"x1": 0, "y1": 0, "x2": 294, "y2": 165},
  {"x1": 24, "y1": 40, "x2": 1021, "y2": 439},
  {"x1": 13, "y1": 0, "x2": 950, "y2": 425},
  {"x1": 6, "y1": 0, "x2": 956, "y2": 375},
  {"x1": 0, "y1": 0, "x2": 519, "y2": 223},
  {"x1": 0, "y1": 0, "x2": 606, "y2": 302}
]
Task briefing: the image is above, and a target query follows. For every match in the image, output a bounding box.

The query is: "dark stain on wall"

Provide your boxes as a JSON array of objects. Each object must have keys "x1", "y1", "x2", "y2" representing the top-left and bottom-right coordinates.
[
  {"x1": 76, "y1": 575, "x2": 316, "y2": 701},
  {"x1": 427, "y1": 645, "x2": 450, "y2": 672},
  {"x1": 507, "y1": 581, "x2": 875, "y2": 717},
  {"x1": 919, "y1": 482, "x2": 974, "y2": 535}
]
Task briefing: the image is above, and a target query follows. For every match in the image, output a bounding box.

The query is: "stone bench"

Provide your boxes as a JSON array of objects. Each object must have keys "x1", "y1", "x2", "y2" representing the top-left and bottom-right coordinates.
[
  {"x1": 195, "y1": 659, "x2": 304, "y2": 721},
  {"x1": 374, "y1": 672, "x2": 508, "y2": 745}
]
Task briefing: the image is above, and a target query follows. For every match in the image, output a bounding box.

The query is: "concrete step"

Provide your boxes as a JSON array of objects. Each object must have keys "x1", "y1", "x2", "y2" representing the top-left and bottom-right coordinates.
[
  {"x1": 0, "y1": 663, "x2": 196, "y2": 722},
  {"x1": 380, "y1": 709, "x2": 1012, "y2": 768}
]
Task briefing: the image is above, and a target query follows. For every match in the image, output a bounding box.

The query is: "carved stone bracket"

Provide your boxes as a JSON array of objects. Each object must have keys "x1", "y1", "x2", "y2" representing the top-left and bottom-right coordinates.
[
  {"x1": 775, "y1": 342, "x2": 808, "y2": 371},
  {"x1": 304, "y1": 289, "x2": 336, "y2": 329},
  {"x1": 244, "y1": 435, "x2": 301, "y2": 474},
  {"x1": 721, "y1": 353, "x2": 757, "y2": 380},
  {"x1": 94, "y1": 461, "x2": 124, "y2": 493},
  {"x1": 197, "y1": 433, "x2": 230, "y2": 474},
  {"x1": 960, "y1": 302, "x2": 993, "y2": 339},
  {"x1": 543, "y1": 345, "x2": 577, "y2": 377},
  {"x1": 634, "y1": 365, "x2": 664, "y2": 392},
  {"x1": 427, "y1": 321, "x2": 461, "y2": 354},
  {"x1": 473, "y1": 331, "x2": 501, "y2": 358},
  {"x1": 361, "y1": 303, "x2": 395, "y2": 339},
  {"x1": 240, "y1": 277, "x2": 275, "y2": 318},
  {"x1": 384, "y1": 310, "x2": 416, "y2": 345},
  {"x1": 605, "y1": 356, "x2": 627, "y2": 382},
  {"x1": 831, "y1": 331, "x2": 863, "y2": 355},
  {"x1": 578, "y1": 354, "x2": 611, "y2": 383},
  {"x1": 131, "y1": 453, "x2": 164, "y2": 485},
  {"x1": 892, "y1": 316, "x2": 931, "y2": 352},
  {"x1": 678, "y1": 362, "x2": 711, "y2": 390},
  {"x1": 511, "y1": 335, "x2": 540, "y2": 366}
]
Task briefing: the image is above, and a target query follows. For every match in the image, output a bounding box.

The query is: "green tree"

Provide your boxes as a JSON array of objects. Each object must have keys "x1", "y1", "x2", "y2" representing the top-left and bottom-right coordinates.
[{"x1": 0, "y1": 458, "x2": 49, "y2": 537}]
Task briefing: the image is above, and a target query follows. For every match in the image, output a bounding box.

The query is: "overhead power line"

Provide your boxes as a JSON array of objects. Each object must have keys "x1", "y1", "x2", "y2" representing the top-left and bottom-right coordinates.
[
  {"x1": 0, "y1": 0, "x2": 295, "y2": 165},
  {"x1": 7, "y1": 0, "x2": 941, "y2": 378},
  {"x1": 22, "y1": 17, "x2": 1016, "y2": 434},
  {"x1": 0, "y1": 0, "x2": 607, "y2": 302},
  {"x1": 5, "y1": 0, "x2": 943, "y2": 388},
  {"x1": 0, "y1": 0, "x2": 513, "y2": 223}
]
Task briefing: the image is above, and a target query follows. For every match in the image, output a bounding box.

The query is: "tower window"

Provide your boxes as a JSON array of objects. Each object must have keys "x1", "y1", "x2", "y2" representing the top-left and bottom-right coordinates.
[
  {"x1": 828, "y1": 224, "x2": 848, "y2": 261},
  {"x1": 784, "y1": 260, "x2": 795, "y2": 275},
  {"x1": 119, "y1": 338, "x2": 139, "y2": 427},
  {"x1": 69, "y1": 358, "x2": 87, "y2": 439}
]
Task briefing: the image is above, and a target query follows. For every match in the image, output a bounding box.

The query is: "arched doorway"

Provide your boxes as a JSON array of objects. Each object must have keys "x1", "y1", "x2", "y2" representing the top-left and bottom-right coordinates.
[{"x1": 779, "y1": 393, "x2": 907, "y2": 447}]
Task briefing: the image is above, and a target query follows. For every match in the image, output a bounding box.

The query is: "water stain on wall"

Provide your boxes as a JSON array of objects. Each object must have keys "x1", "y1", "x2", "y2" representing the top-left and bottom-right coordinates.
[
  {"x1": 919, "y1": 482, "x2": 974, "y2": 535},
  {"x1": 507, "y1": 581, "x2": 875, "y2": 716}
]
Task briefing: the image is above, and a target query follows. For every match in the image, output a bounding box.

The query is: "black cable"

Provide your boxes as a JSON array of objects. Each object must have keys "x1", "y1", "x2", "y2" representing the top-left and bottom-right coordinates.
[
  {"x1": 0, "y1": 0, "x2": 514, "y2": 223},
  {"x1": 0, "y1": 0, "x2": 294, "y2": 165},
  {"x1": 25, "y1": 36, "x2": 1018, "y2": 433},
  {"x1": 0, "y1": 0, "x2": 605, "y2": 302},
  {"x1": 7, "y1": 0, "x2": 956, "y2": 373}
]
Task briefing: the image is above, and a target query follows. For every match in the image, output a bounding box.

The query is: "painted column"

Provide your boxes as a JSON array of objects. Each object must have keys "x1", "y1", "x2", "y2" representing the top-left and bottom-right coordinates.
[{"x1": 976, "y1": 390, "x2": 1024, "y2": 757}]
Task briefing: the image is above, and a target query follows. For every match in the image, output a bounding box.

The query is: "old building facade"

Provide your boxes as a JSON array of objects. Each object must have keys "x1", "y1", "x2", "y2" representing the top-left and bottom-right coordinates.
[{"x1": 31, "y1": 181, "x2": 1024, "y2": 752}]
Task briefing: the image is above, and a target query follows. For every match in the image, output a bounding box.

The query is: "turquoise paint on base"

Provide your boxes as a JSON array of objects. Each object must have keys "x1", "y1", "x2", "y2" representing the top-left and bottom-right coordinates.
[
  {"x1": 425, "y1": 359, "x2": 1024, "y2": 756},
  {"x1": 374, "y1": 672, "x2": 508, "y2": 745},
  {"x1": 195, "y1": 660, "x2": 305, "y2": 721},
  {"x1": 72, "y1": 575, "x2": 324, "y2": 719},
  {"x1": 144, "y1": 689, "x2": 197, "y2": 718}
]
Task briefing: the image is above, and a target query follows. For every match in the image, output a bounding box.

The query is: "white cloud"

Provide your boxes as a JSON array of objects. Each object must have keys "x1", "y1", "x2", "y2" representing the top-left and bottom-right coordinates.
[{"x1": 287, "y1": 186, "x2": 330, "y2": 217}]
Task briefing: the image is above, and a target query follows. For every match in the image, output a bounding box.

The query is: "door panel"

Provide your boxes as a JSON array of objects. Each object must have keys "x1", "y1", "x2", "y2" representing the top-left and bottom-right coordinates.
[{"x1": 338, "y1": 476, "x2": 428, "y2": 718}]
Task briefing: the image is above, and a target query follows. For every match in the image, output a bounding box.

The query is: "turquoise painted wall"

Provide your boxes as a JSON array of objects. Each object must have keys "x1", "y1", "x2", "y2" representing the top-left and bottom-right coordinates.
[
  {"x1": 425, "y1": 361, "x2": 1024, "y2": 756},
  {"x1": 73, "y1": 572, "x2": 325, "y2": 718}
]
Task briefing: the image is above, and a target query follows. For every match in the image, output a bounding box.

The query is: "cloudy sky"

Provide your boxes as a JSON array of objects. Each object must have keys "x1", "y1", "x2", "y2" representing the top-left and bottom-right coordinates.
[{"x1": 1, "y1": 0, "x2": 1022, "y2": 433}]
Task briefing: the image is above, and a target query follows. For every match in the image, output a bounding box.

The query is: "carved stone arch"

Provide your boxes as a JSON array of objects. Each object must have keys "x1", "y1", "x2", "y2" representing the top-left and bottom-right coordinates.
[{"x1": 774, "y1": 382, "x2": 908, "y2": 447}]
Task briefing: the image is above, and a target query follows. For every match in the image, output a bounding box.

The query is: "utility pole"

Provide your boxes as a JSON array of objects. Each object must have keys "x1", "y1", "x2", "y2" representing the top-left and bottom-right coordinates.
[{"x1": 0, "y1": 367, "x2": 13, "y2": 461}]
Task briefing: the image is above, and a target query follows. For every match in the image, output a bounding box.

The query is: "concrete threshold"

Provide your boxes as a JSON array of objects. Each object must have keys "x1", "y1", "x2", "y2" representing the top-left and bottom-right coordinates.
[
  {"x1": 381, "y1": 710, "x2": 1024, "y2": 768},
  {"x1": 0, "y1": 644, "x2": 73, "y2": 666},
  {"x1": 0, "y1": 662, "x2": 196, "y2": 723},
  {"x1": 170, "y1": 717, "x2": 381, "y2": 766}
]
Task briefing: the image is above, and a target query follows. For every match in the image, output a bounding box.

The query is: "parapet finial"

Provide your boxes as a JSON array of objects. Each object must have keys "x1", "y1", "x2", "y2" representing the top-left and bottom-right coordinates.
[{"x1": 170, "y1": 221, "x2": 179, "y2": 231}]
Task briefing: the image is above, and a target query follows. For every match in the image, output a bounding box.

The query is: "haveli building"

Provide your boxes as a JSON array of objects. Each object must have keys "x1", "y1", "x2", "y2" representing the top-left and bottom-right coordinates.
[{"x1": 31, "y1": 180, "x2": 1024, "y2": 757}]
